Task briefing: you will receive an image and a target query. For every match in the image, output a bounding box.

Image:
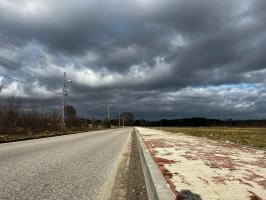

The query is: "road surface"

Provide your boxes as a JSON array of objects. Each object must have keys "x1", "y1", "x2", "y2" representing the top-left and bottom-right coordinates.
[{"x1": 0, "y1": 128, "x2": 132, "y2": 200}]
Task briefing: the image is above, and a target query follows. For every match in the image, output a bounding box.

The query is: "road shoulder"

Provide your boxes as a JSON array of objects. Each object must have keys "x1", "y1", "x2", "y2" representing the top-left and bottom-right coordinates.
[{"x1": 109, "y1": 130, "x2": 148, "y2": 200}]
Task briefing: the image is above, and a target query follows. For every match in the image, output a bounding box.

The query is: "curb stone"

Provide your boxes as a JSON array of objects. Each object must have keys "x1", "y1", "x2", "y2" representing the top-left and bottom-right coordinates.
[{"x1": 134, "y1": 128, "x2": 176, "y2": 200}]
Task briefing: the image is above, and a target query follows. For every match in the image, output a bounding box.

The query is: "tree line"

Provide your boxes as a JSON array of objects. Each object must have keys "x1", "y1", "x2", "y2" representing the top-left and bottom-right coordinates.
[
  {"x1": 0, "y1": 94, "x2": 138, "y2": 136},
  {"x1": 135, "y1": 117, "x2": 266, "y2": 127},
  {"x1": 0, "y1": 95, "x2": 93, "y2": 135},
  {"x1": 2, "y1": 94, "x2": 266, "y2": 136}
]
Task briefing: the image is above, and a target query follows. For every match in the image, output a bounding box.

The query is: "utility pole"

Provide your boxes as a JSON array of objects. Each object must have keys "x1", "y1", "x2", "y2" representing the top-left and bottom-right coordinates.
[
  {"x1": 61, "y1": 72, "x2": 66, "y2": 131},
  {"x1": 107, "y1": 104, "x2": 112, "y2": 120},
  {"x1": 118, "y1": 112, "x2": 121, "y2": 127},
  {"x1": 61, "y1": 72, "x2": 71, "y2": 131}
]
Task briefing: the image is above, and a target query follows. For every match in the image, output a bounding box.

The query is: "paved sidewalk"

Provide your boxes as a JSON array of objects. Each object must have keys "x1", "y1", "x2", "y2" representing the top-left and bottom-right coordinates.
[{"x1": 137, "y1": 127, "x2": 266, "y2": 200}]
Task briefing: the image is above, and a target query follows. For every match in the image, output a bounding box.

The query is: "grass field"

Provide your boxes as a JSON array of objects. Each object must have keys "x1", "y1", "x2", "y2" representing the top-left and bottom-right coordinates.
[{"x1": 154, "y1": 127, "x2": 266, "y2": 149}]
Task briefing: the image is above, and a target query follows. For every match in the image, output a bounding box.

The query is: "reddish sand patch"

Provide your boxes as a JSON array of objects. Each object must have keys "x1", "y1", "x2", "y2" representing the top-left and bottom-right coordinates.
[
  {"x1": 241, "y1": 160, "x2": 266, "y2": 168},
  {"x1": 154, "y1": 156, "x2": 179, "y2": 197},
  {"x1": 212, "y1": 176, "x2": 227, "y2": 185},
  {"x1": 212, "y1": 175, "x2": 254, "y2": 187},
  {"x1": 144, "y1": 139, "x2": 179, "y2": 196},
  {"x1": 249, "y1": 191, "x2": 263, "y2": 200},
  {"x1": 232, "y1": 178, "x2": 253, "y2": 187},
  {"x1": 181, "y1": 154, "x2": 198, "y2": 160},
  {"x1": 243, "y1": 172, "x2": 266, "y2": 189},
  {"x1": 198, "y1": 177, "x2": 209, "y2": 185},
  {"x1": 154, "y1": 156, "x2": 177, "y2": 165},
  {"x1": 258, "y1": 180, "x2": 266, "y2": 189}
]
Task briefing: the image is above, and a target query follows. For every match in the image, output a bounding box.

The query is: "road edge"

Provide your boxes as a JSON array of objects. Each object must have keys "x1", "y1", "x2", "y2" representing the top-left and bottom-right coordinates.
[
  {"x1": 0, "y1": 128, "x2": 114, "y2": 144},
  {"x1": 135, "y1": 128, "x2": 176, "y2": 200},
  {"x1": 100, "y1": 128, "x2": 132, "y2": 200}
]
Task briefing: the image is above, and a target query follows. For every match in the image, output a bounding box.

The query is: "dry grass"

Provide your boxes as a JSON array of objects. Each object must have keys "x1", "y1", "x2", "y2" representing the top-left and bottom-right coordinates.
[
  {"x1": 0, "y1": 128, "x2": 109, "y2": 143},
  {"x1": 154, "y1": 127, "x2": 266, "y2": 149}
]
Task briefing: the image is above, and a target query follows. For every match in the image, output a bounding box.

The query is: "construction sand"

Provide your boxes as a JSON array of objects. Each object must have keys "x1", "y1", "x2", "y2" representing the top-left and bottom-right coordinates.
[{"x1": 136, "y1": 127, "x2": 266, "y2": 200}]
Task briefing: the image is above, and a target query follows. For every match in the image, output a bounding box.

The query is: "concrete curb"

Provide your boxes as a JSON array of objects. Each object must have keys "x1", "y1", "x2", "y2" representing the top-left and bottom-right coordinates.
[{"x1": 135, "y1": 128, "x2": 176, "y2": 200}]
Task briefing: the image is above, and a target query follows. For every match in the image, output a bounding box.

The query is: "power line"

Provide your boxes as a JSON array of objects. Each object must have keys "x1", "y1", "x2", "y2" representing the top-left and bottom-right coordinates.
[
  {"x1": 1, "y1": 35, "x2": 85, "y2": 88},
  {"x1": 0, "y1": 36, "x2": 48, "y2": 73},
  {"x1": 0, "y1": 37, "x2": 59, "y2": 88},
  {"x1": 0, "y1": 55, "x2": 48, "y2": 79},
  {"x1": 0, "y1": 33, "x2": 46, "y2": 65},
  {"x1": 0, "y1": 72, "x2": 92, "y2": 113},
  {"x1": 0, "y1": 37, "x2": 74, "y2": 96},
  {"x1": 0, "y1": 35, "x2": 94, "y2": 113},
  {"x1": 0, "y1": 55, "x2": 90, "y2": 108},
  {"x1": 0, "y1": 72, "x2": 61, "y2": 95},
  {"x1": 0, "y1": 44, "x2": 49, "y2": 80},
  {"x1": 0, "y1": 40, "x2": 47, "y2": 70},
  {"x1": 0, "y1": 39, "x2": 45, "y2": 64}
]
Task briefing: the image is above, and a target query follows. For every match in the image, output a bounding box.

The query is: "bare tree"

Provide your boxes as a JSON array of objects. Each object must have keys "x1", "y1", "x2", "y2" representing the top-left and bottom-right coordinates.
[
  {"x1": 120, "y1": 112, "x2": 135, "y2": 126},
  {"x1": 0, "y1": 93, "x2": 21, "y2": 133}
]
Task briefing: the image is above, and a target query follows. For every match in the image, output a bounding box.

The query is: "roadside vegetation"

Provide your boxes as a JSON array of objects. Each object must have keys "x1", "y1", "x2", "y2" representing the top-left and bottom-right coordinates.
[
  {"x1": 0, "y1": 95, "x2": 103, "y2": 143},
  {"x1": 0, "y1": 94, "x2": 136, "y2": 143},
  {"x1": 155, "y1": 127, "x2": 266, "y2": 149}
]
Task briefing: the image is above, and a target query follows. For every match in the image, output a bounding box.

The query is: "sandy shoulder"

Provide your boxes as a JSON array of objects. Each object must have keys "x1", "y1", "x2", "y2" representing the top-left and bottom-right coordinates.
[{"x1": 136, "y1": 127, "x2": 266, "y2": 200}]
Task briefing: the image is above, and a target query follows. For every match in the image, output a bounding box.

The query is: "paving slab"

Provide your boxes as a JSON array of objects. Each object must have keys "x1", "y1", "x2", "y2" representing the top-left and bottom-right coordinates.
[{"x1": 136, "y1": 127, "x2": 266, "y2": 200}]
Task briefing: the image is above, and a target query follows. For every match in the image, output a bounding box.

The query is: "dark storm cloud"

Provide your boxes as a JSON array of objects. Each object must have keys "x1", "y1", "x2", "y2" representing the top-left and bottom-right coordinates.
[{"x1": 1, "y1": 0, "x2": 266, "y2": 119}]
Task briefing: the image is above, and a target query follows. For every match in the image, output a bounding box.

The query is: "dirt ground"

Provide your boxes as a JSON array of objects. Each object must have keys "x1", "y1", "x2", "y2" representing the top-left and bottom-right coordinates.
[{"x1": 109, "y1": 130, "x2": 148, "y2": 200}]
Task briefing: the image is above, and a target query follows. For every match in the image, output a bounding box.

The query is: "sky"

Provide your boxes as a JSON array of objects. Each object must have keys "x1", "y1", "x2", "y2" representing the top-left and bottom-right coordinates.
[{"x1": 0, "y1": 0, "x2": 266, "y2": 120}]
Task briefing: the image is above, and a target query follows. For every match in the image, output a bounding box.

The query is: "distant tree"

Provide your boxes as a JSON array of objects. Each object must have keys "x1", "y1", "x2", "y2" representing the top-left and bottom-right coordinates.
[
  {"x1": 91, "y1": 118, "x2": 101, "y2": 128},
  {"x1": 65, "y1": 105, "x2": 76, "y2": 119},
  {"x1": 120, "y1": 112, "x2": 135, "y2": 126},
  {"x1": 64, "y1": 105, "x2": 77, "y2": 129},
  {"x1": 102, "y1": 119, "x2": 111, "y2": 128}
]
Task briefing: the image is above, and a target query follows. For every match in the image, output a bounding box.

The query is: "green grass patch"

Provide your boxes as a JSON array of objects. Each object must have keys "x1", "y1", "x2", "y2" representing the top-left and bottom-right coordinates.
[{"x1": 154, "y1": 127, "x2": 266, "y2": 149}]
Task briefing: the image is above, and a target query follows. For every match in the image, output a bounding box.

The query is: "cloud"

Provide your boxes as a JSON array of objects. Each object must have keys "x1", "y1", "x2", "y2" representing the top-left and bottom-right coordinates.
[{"x1": 0, "y1": 0, "x2": 266, "y2": 119}]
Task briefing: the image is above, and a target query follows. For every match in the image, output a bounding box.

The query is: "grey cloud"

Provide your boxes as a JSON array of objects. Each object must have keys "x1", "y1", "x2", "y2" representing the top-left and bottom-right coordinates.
[{"x1": 0, "y1": 0, "x2": 266, "y2": 119}]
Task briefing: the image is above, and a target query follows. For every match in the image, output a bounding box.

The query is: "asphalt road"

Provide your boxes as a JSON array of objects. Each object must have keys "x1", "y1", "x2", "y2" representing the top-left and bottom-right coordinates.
[{"x1": 0, "y1": 128, "x2": 132, "y2": 200}]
